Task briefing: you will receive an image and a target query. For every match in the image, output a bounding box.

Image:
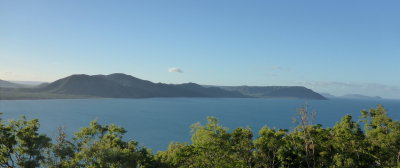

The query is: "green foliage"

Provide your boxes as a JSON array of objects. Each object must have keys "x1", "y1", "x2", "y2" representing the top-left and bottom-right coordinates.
[
  {"x1": 58, "y1": 120, "x2": 156, "y2": 168},
  {"x1": 159, "y1": 105, "x2": 400, "y2": 168},
  {"x1": 330, "y1": 115, "x2": 374, "y2": 167},
  {"x1": 1, "y1": 105, "x2": 400, "y2": 168},
  {"x1": 254, "y1": 127, "x2": 287, "y2": 168},
  {"x1": 0, "y1": 116, "x2": 51, "y2": 168},
  {"x1": 230, "y1": 127, "x2": 254, "y2": 168},
  {"x1": 362, "y1": 105, "x2": 400, "y2": 167},
  {"x1": 156, "y1": 142, "x2": 195, "y2": 168},
  {"x1": 0, "y1": 115, "x2": 158, "y2": 168},
  {"x1": 46, "y1": 127, "x2": 75, "y2": 167}
]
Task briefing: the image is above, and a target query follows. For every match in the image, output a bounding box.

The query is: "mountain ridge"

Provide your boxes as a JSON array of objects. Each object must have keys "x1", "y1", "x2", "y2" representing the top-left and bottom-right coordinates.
[
  {"x1": 214, "y1": 85, "x2": 326, "y2": 100},
  {"x1": 34, "y1": 73, "x2": 247, "y2": 98},
  {"x1": 0, "y1": 73, "x2": 326, "y2": 100}
]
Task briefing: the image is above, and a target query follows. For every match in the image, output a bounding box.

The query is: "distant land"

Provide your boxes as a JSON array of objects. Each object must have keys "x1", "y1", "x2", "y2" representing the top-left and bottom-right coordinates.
[
  {"x1": 10, "y1": 80, "x2": 46, "y2": 86},
  {"x1": 341, "y1": 94, "x2": 383, "y2": 100},
  {"x1": 321, "y1": 93, "x2": 383, "y2": 100},
  {"x1": 0, "y1": 79, "x2": 27, "y2": 88},
  {"x1": 0, "y1": 79, "x2": 46, "y2": 88},
  {"x1": 209, "y1": 86, "x2": 326, "y2": 100},
  {"x1": 0, "y1": 73, "x2": 326, "y2": 100}
]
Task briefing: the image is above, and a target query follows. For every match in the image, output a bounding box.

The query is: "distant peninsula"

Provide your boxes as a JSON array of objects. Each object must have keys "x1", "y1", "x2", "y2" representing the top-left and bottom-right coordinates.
[
  {"x1": 215, "y1": 86, "x2": 326, "y2": 100},
  {"x1": 0, "y1": 73, "x2": 326, "y2": 100}
]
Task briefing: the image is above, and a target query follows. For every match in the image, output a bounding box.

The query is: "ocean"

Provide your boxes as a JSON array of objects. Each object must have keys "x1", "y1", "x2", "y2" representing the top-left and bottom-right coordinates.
[{"x1": 1, "y1": 98, "x2": 399, "y2": 151}]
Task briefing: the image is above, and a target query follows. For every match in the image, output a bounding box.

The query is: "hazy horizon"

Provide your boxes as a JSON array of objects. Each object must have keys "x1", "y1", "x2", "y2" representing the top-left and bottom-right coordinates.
[{"x1": 1, "y1": 1, "x2": 399, "y2": 98}]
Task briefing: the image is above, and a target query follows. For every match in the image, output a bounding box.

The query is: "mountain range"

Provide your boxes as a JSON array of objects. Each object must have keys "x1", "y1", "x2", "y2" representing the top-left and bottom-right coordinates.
[{"x1": 0, "y1": 73, "x2": 326, "y2": 100}]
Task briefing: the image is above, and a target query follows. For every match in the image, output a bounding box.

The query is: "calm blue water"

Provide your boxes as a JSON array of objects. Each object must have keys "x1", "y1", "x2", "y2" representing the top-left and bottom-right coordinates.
[{"x1": 1, "y1": 98, "x2": 399, "y2": 152}]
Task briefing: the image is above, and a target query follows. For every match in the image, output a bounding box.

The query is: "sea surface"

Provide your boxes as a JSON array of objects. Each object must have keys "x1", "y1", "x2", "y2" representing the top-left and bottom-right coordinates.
[{"x1": 1, "y1": 98, "x2": 399, "y2": 152}]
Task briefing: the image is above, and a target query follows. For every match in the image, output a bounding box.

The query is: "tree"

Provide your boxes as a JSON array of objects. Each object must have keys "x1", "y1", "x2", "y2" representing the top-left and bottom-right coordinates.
[
  {"x1": 0, "y1": 116, "x2": 51, "y2": 168},
  {"x1": 254, "y1": 127, "x2": 286, "y2": 168},
  {"x1": 362, "y1": 105, "x2": 400, "y2": 167},
  {"x1": 189, "y1": 117, "x2": 233, "y2": 168},
  {"x1": 156, "y1": 142, "x2": 195, "y2": 168},
  {"x1": 330, "y1": 115, "x2": 374, "y2": 167},
  {"x1": 230, "y1": 127, "x2": 254, "y2": 168},
  {"x1": 294, "y1": 105, "x2": 317, "y2": 168},
  {"x1": 69, "y1": 120, "x2": 155, "y2": 168},
  {"x1": 45, "y1": 127, "x2": 75, "y2": 168}
]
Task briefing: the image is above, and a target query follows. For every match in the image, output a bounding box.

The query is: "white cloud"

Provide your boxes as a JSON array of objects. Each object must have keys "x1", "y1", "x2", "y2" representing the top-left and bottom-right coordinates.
[{"x1": 168, "y1": 67, "x2": 183, "y2": 73}]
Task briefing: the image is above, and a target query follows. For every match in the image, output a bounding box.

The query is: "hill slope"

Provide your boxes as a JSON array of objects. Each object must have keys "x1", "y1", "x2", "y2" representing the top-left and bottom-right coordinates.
[
  {"x1": 218, "y1": 86, "x2": 326, "y2": 100},
  {"x1": 1, "y1": 73, "x2": 326, "y2": 100},
  {"x1": 36, "y1": 73, "x2": 246, "y2": 98}
]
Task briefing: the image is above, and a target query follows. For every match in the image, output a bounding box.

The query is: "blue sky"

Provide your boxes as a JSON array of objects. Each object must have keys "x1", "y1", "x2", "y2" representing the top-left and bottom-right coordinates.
[{"x1": 1, "y1": 1, "x2": 399, "y2": 98}]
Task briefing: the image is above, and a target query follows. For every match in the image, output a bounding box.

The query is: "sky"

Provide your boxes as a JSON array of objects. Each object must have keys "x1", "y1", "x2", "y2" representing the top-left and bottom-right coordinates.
[{"x1": 1, "y1": 1, "x2": 399, "y2": 98}]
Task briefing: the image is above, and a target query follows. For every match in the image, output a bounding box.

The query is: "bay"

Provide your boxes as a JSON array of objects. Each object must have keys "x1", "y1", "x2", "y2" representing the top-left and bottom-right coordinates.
[{"x1": 1, "y1": 98, "x2": 399, "y2": 152}]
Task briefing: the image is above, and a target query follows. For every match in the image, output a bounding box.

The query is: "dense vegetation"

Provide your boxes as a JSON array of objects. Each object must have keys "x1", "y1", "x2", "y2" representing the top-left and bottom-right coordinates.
[{"x1": 1, "y1": 105, "x2": 399, "y2": 168}]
